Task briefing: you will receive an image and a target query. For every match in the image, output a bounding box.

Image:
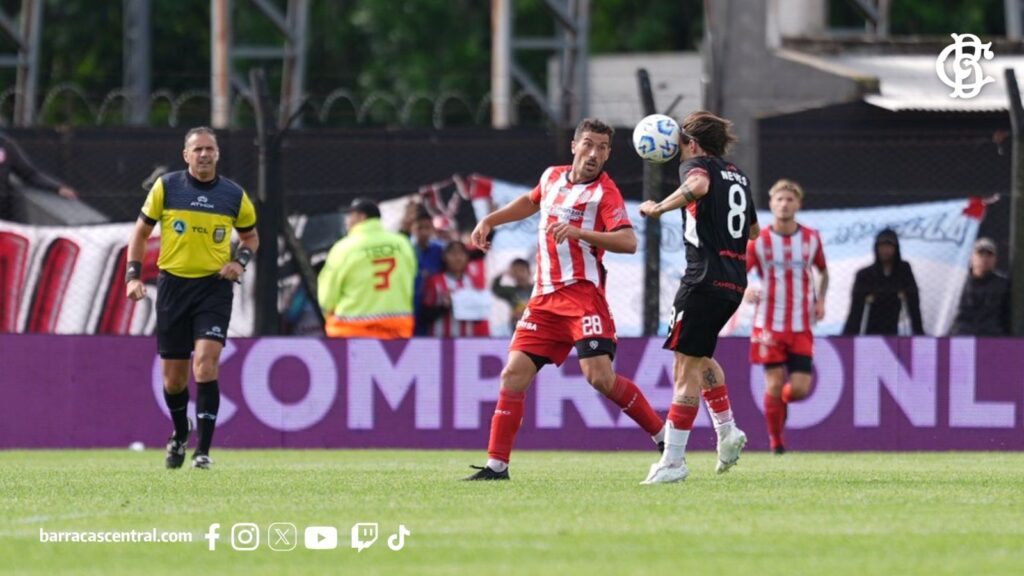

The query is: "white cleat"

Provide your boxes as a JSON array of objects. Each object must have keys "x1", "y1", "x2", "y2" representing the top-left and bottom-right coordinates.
[
  {"x1": 715, "y1": 425, "x2": 747, "y2": 474},
  {"x1": 640, "y1": 460, "x2": 689, "y2": 484}
]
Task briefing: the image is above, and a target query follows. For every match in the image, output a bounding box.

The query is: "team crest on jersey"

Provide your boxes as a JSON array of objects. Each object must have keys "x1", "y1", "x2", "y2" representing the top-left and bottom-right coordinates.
[
  {"x1": 576, "y1": 189, "x2": 594, "y2": 204},
  {"x1": 172, "y1": 219, "x2": 186, "y2": 235},
  {"x1": 212, "y1": 226, "x2": 227, "y2": 243}
]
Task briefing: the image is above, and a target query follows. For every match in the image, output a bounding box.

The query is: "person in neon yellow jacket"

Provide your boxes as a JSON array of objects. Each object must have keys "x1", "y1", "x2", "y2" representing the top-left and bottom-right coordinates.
[{"x1": 318, "y1": 198, "x2": 417, "y2": 339}]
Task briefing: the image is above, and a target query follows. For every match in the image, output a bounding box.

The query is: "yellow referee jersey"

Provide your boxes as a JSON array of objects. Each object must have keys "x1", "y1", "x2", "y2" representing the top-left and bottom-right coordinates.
[{"x1": 140, "y1": 170, "x2": 257, "y2": 278}]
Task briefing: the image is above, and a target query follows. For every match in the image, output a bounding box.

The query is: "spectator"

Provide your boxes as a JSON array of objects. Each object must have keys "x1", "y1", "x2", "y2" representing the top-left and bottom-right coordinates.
[
  {"x1": 0, "y1": 131, "x2": 79, "y2": 221},
  {"x1": 842, "y1": 228, "x2": 924, "y2": 336},
  {"x1": 411, "y1": 208, "x2": 446, "y2": 335},
  {"x1": 951, "y1": 237, "x2": 1011, "y2": 336},
  {"x1": 397, "y1": 197, "x2": 421, "y2": 236},
  {"x1": 422, "y1": 241, "x2": 489, "y2": 337},
  {"x1": 318, "y1": 198, "x2": 417, "y2": 339},
  {"x1": 491, "y1": 258, "x2": 534, "y2": 332}
]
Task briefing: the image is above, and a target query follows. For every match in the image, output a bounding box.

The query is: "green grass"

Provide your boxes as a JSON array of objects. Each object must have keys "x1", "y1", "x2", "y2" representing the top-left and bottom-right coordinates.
[{"x1": 1, "y1": 450, "x2": 1022, "y2": 575}]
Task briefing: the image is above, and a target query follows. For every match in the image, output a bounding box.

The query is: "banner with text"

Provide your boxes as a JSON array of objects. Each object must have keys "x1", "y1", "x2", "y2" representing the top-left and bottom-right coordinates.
[{"x1": 1, "y1": 335, "x2": 1019, "y2": 451}]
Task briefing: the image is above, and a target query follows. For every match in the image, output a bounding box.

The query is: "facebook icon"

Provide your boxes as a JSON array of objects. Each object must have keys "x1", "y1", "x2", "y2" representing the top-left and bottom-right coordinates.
[{"x1": 205, "y1": 523, "x2": 221, "y2": 551}]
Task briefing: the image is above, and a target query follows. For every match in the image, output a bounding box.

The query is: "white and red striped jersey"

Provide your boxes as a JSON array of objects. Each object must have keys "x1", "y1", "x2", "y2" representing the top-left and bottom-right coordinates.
[
  {"x1": 529, "y1": 166, "x2": 632, "y2": 296},
  {"x1": 747, "y1": 224, "x2": 827, "y2": 333},
  {"x1": 422, "y1": 261, "x2": 490, "y2": 337}
]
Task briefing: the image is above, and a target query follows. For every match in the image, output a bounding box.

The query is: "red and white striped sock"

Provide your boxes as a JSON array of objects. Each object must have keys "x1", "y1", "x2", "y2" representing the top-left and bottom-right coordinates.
[
  {"x1": 660, "y1": 403, "x2": 698, "y2": 466},
  {"x1": 702, "y1": 384, "x2": 734, "y2": 428}
]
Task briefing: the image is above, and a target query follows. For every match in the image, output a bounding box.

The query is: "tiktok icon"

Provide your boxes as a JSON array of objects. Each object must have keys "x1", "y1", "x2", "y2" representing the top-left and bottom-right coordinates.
[{"x1": 387, "y1": 525, "x2": 411, "y2": 551}]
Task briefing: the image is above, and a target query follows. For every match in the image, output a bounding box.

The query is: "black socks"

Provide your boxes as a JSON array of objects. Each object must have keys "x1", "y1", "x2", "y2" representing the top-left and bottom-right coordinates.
[
  {"x1": 195, "y1": 380, "x2": 220, "y2": 455},
  {"x1": 164, "y1": 388, "x2": 190, "y2": 443}
]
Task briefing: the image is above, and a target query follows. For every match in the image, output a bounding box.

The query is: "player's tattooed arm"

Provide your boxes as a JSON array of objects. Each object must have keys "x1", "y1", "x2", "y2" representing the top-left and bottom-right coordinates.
[
  {"x1": 748, "y1": 222, "x2": 761, "y2": 239},
  {"x1": 640, "y1": 172, "x2": 709, "y2": 218},
  {"x1": 681, "y1": 183, "x2": 698, "y2": 204}
]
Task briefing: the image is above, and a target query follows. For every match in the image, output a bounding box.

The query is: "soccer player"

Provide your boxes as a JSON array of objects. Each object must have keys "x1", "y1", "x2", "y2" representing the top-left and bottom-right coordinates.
[
  {"x1": 126, "y1": 127, "x2": 259, "y2": 470},
  {"x1": 638, "y1": 110, "x2": 759, "y2": 484},
  {"x1": 746, "y1": 179, "x2": 828, "y2": 454},
  {"x1": 464, "y1": 117, "x2": 665, "y2": 480}
]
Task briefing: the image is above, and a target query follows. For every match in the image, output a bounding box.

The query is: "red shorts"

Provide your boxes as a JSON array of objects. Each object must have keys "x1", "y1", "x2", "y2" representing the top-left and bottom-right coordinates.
[
  {"x1": 510, "y1": 282, "x2": 617, "y2": 367},
  {"x1": 750, "y1": 327, "x2": 814, "y2": 365}
]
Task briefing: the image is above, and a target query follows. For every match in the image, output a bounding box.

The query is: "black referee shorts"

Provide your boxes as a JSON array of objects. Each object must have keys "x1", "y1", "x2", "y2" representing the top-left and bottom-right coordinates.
[
  {"x1": 156, "y1": 271, "x2": 234, "y2": 359},
  {"x1": 663, "y1": 284, "x2": 739, "y2": 358}
]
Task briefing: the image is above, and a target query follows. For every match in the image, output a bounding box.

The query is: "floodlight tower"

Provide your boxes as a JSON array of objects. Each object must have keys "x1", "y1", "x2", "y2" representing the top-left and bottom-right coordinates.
[
  {"x1": 211, "y1": 0, "x2": 310, "y2": 129},
  {"x1": 491, "y1": 0, "x2": 591, "y2": 129}
]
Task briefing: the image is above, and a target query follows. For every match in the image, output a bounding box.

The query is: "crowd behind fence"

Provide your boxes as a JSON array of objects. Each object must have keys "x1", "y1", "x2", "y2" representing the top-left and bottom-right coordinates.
[{"x1": 0, "y1": 107, "x2": 1014, "y2": 338}]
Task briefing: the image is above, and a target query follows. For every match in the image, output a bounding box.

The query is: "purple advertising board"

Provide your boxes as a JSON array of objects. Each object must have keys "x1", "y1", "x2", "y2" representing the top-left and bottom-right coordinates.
[{"x1": 1, "y1": 334, "x2": 1021, "y2": 450}]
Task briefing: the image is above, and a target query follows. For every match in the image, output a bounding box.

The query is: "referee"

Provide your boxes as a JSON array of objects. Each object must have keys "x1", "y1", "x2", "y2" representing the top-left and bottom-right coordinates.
[{"x1": 126, "y1": 127, "x2": 259, "y2": 470}]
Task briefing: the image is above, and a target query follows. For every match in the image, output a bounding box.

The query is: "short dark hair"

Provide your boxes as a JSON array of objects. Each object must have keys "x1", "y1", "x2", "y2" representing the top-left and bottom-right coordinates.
[
  {"x1": 444, "y1": 240, "x2": 468, "y2": 256},
  {"x1": 510, "y1": 258, "x2": 530, "y2": 268},
  {"x1": 680, "y1": 111, "x2": 737, "y2": 157},
  {"x1": 341, "y1": 197, "x2": 381, "y2": 219},
  {"x1": 184, "y1": 126, "x2": 217, "y2": 148},
  {"x1": 574, "y1": 117, "x2": 614, "y2": 141},
  {"x1": 414, "y1": 208, "x2": 433, "y2": 223}
]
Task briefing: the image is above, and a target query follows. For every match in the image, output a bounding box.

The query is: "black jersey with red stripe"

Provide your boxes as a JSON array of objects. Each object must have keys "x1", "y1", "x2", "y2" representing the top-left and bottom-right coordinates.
[{"x1": 677, "y1": 156, "x2": 758, "y2": 302}]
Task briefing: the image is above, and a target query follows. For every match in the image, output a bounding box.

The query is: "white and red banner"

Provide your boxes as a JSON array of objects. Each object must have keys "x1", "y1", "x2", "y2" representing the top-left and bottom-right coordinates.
[
  {"x1": 461, "y1": 176, "x2": 984, "y2": 337},
  {"x1": 0, "y1": 187, "x2": 982, "y2": 337},
  {"x1": 0, "y1": 220, "x2": 254, "y2": 335}
]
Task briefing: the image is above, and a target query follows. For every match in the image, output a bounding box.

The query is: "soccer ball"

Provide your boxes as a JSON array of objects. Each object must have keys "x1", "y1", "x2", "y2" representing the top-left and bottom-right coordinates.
[{"x1": 632, "y1": 114, "x2": 680, "y2": 164}]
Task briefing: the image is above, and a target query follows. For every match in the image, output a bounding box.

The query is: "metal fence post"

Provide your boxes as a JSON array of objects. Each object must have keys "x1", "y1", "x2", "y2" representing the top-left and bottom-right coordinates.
[{"x1": 1005, "y1": 68, "x2": 1024, "y2": 335}]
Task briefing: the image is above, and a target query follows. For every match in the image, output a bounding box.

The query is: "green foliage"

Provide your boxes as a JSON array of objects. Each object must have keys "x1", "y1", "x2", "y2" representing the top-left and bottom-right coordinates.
[
  {"x1": 830, "y1": 0, "x2": 1005, "y2": 36},
  {"x1": 0, "y1": 1, "x2": 1010, "y2": 126}
]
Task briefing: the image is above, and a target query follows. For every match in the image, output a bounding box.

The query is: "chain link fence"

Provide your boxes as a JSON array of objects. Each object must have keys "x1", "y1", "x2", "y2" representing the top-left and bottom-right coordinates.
[
  {"x1": 1, "y1": 97, "x2": 1012, "y2": 338},
  {"x1": 758, "y1": 102, "x2": 1011, "y2": 337}
]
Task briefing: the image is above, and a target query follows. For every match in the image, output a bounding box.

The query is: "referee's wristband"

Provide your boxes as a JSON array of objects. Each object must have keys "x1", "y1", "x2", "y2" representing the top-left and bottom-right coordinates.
[
  {"x1": 234, "y1": 246, "x2": 253, "y2": 270},
  {"x1": 125, "y1": 260, "x2": 142, "y2": 283}
]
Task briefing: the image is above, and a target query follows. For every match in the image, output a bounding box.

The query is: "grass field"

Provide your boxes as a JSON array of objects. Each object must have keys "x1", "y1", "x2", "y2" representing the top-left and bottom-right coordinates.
[{"x1": 1, "y1": 450, "x2": 1021, "y2": 575}]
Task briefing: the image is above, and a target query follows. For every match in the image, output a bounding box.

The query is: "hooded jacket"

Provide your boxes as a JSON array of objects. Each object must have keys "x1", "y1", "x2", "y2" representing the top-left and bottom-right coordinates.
[{"x1": 842, "y1": 228, "x2": 925, "y2": 336}]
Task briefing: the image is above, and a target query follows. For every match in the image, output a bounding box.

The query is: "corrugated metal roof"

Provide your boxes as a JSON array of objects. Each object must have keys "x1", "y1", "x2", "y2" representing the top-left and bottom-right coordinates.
[{"x1": 821, "y1": 53, "x2": 1024, "y2": 113}]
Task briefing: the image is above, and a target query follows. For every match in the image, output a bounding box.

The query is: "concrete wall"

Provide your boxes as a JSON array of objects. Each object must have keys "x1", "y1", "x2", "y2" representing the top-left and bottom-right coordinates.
[
  {"x1": 547, "y1": 52, "x2": 703, "y2": 127},
  {"x1": 707, "y1": 0, "x2": 874, "y2": 194}
]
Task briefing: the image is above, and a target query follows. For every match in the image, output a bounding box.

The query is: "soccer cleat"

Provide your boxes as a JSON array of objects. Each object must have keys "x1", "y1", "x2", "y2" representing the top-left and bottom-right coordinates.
[
  {"x1": 640, "y1": 460, "x2": 689, "y2": 484},
  {"x1": 463, "y1": 465, "x2": 510, "y2": 481},
  {"x1": 164, "y1": 418, "x2": 193, "y2": 470},
  {"x1": 774, "y1": 445, "x2": 786, "y2": 455},
  {"x1": 191, "y1": 454, "x2": 213, "y2": 470},
  {"x1": 715, "y1": 424, "x2": 747, "y2": 474}
]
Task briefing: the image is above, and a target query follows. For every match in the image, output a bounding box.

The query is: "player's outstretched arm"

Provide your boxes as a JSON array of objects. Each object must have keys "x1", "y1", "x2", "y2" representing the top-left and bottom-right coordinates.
[
  {"x1": 639, "y1": 173, "x2": 709, "y2": 218},
  {"x1": 471, "y1": 193, "x2": 540, "y2": 251},
  {"x1": 125, "y1": 217, "x2": 155, "y2": 301}
]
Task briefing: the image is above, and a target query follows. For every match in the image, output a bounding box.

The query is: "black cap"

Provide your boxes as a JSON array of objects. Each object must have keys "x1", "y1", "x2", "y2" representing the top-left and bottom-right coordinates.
[{"x1": 340, "y1": 197, "x2": 381, "y2": 219}]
